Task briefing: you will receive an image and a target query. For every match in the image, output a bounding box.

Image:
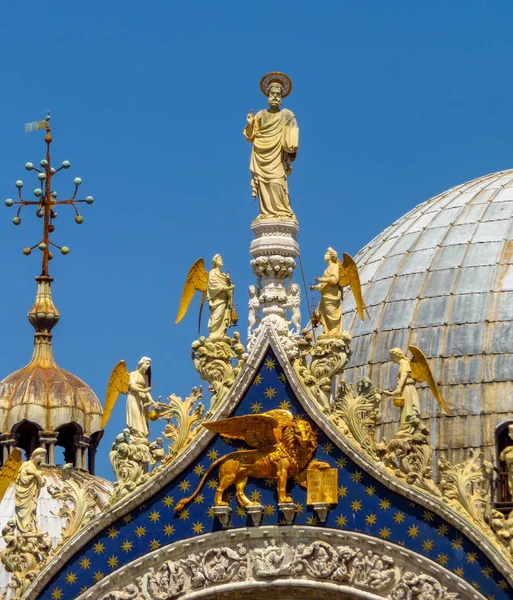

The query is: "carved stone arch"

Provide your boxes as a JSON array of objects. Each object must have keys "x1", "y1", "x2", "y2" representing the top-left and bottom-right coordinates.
[{"x1": 77, "y1": 527, "x2": 485, "y2": 600}]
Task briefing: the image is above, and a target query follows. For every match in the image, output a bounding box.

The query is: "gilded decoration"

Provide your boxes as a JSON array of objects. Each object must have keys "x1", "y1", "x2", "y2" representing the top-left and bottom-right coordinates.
[
  {"x1": 244, "y1": 72, "x2": 298, "y2": 222},
  {"x1": 175, "y1": 409, "x2": 329, "y2": 511},
  {"x1": 177, "y1": 255, "x2": 243, "y2": 412}
]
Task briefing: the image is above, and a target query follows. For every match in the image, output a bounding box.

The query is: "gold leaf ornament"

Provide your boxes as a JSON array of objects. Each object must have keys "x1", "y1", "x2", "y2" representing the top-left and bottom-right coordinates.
[
  {"x1": 408, "y1": 345, "x2": 449, "y2": 413},
  {"x1": 101, "y1": 360, "x2": 129, "y2": 428},
  {"x1": 175, "y1": 258, "x2": 209, "y2": 331},
  {"x1": 0, "y1": 448, "x2": 23, "y2": 503},
  {"x1": 338, "y1": 252, "x2": 366, "y2": 321}
]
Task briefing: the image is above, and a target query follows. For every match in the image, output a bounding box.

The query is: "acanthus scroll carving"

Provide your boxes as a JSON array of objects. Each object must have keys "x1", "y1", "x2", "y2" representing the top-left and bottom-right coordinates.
[{"x1": 99, "y1": 538, "x2": 461, "y2": 600}]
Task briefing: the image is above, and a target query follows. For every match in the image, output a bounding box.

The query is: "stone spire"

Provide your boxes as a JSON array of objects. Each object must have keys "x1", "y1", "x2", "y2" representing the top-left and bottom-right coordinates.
[{"x1": 0, "y1": 115, "x2": 103, "y2": 471}]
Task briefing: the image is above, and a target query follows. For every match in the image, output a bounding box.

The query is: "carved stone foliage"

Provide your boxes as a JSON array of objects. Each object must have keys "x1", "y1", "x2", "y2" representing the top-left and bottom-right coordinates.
[
  {"x1": 439, "y1": 448, "x2": 489, "y2": 525},
  {"x1": 296, "y1": 331, "x2": 352, "y2": 412},
  {"x1": 191, "y1": 335, "x2": 245, "y2": 413},
  {"x1": 332, "y1": 377, "x2": 382, "y2": 459},
  {"x1": 159, "y1": 386, "x2": 204, "y2": 463},
  {"x1": 376, "y1": 416, "x2": 442, "y2": 498},
  {"x1": 98, "y1": 536, "x2": 461, "y2": 600},
  {"x1": 47, "y1": 464, "x2": 109, "y2": 549},
  {"x1": 108, "y1": 429, "x2": 164, "y2": 503}
]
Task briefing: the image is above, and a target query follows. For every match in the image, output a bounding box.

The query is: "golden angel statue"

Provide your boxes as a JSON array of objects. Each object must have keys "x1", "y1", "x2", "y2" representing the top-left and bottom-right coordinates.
[
  {"x1": 175, "y1": 409, "x2": 328, "y2": 511},
  {"x1": 244, "y1": 72, "x2": 299, "y2": 221},
  {"x1": 310, "y1": 248, "x2": 365, "y2": 338},
  {"x1": 102, "y1": 357, "x2": 159, "y2": 439},
  {"x1": 176, "y1": 254, "x2": 237, "y2": 339},
  {"x1": 382, "y1": 346, "x2": 449, "y2": 439}
]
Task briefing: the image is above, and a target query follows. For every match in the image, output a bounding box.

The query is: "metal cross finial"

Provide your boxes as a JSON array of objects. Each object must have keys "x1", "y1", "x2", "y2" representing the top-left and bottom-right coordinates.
[{"x1": 5, "y1": 114, "x2": 94, "y2": 278}]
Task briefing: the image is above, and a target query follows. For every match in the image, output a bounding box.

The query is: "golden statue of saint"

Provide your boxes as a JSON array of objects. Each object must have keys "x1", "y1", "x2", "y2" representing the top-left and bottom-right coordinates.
[{"x1": 244, "y1": 72, "x2": 299, "y2": 221}]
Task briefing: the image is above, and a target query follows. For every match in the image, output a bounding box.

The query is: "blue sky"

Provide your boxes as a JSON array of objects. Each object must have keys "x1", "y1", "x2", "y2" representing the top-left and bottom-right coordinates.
[{"x1": 1, "y1": 1, "x2": 513, "y2": 479}]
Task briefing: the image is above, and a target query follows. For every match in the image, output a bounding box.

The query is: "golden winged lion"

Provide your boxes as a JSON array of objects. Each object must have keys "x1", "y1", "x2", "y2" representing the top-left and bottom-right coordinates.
[
  {"x1": 175, "y1": 409, "x2": 328, "y2": 511},
  {"x1": 310, "y1": 247, "x2": 367, "y2": 338}
]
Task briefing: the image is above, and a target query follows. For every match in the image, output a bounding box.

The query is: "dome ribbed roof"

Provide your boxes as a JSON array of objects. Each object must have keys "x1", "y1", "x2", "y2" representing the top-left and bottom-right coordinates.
[
  {"x1": 0, "y1": 277, "x2": 103, "y2": 437},
  {"x1": 0, "y1": 360, "x2": 103, "y2": 434},
  {"x1": 342, "y1": 169, "x2": 513, "y2": 465}
]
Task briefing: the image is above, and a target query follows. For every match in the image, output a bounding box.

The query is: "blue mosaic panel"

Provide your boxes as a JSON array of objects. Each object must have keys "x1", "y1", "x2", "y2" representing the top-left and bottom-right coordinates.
[{"x1": 41, "y1": 350, "x2": 512, "y2": 600}]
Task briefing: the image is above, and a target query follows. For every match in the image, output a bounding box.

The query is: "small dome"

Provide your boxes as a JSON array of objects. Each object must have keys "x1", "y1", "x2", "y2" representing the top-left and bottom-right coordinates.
[
  {"x1": 0, "y1": 276, "x2": 104, "y2": 473},
  {"x1": 342, "y1": 169, "x2": 513, "y2": 466},
  {"x1": 0, "y1": 359, "x2": 102, "y2": 435}
]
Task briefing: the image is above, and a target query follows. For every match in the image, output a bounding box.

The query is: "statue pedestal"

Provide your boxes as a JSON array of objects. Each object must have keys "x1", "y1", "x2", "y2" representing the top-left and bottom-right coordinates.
[
  {"x1": 245, "y1": 504, "x2": 264, "y2": 527},
  {"x1": 278, "y1": 502, "x2": 297, "y2": 525},
  {"x1": 213, "y1": 506, "x2": 232, "y2": 529},
  {"x1": 311, "y1": 502, "x2": 331, "y2": 524},
  {"x1": 248, "y1": 220, "x2": 301, "y2": 359}
]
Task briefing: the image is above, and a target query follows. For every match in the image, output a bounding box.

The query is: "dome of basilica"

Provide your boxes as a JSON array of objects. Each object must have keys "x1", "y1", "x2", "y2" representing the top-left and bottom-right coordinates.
[{"x1": 342, "y1": 169, "x2": 513, "y2": 468}]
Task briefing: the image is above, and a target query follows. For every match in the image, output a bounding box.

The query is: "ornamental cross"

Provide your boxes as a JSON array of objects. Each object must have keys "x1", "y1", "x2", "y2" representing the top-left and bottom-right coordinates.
[{"x1": 5, "y1": 112, "x2": 94, "y2": 277}]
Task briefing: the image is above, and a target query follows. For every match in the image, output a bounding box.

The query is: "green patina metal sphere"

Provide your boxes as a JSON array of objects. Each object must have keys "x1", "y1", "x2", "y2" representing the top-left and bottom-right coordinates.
[
  {"x1": 38, "y1": 242, "x2": 47, "y2": 251},
  {"x1": 12, "y1": 217, "x2": 21, "y2": 225},
  {"x1": 40, "y1": 159, "x2": 48, "y2": 167},
  {"x1": 22, "y1": 247, "x2": 31, "y2": 256},
  {"x1": 75, "y1": 215, "x2": 84, "y2": 224},
  {"x1": 85, "y1": 196, "x2": 94, "y2": 205},
  {"x1": 15, "y1": 180, "x2": 23, "y2": 189},
  {"x1": 25, "y1": 163, "x2": 33, "y2": 171},
  {"x1": 34, "y1": 189, "x2": 42, "y2": 197},
  {"x1": 61, "y1": 246, "x2": 70, "y2": 255},
  {"x1": 5, "y1": 199, "x2": 13, "y2": 207},
  {"x1": 73, "y1": 177, "x2": 82, "y2": 186},
  {"x1": 37, "y1": 172, "x2": 46, "y2": 181},
  {"x1": 62, "y1": 160, "x2": 70, "y2": 169}
]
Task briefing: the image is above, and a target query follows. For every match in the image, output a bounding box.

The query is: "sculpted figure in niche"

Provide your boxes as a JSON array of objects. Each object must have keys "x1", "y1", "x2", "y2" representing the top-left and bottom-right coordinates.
[
  {"x1": 500, "y1": 424, "x2": 513, "y2": 499},
  {"x1": 244, "y1": 72, "x2": 299, "y2": 221},
  {"x1": 14, "y1": 447, "x2": 46, "y2": 535}
]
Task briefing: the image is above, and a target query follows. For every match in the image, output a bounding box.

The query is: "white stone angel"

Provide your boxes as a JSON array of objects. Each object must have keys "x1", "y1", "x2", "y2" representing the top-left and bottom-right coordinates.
[
  {"x1": 284, "y1": 283, "x2": 301, "y2": 334},
  {"x1": 247, "y1": 285, "x2": 260, "y2": 337}
]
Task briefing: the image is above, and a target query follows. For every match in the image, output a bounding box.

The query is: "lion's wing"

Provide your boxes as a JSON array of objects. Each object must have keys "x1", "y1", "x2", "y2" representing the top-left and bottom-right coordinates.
[{"x1": 203, "y1": 409, "x2": 294, "y2": 448}]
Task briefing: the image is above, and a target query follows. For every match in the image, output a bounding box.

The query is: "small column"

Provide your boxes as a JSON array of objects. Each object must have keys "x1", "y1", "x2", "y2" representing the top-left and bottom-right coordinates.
[
  {"x1": 77, "y1": 437, "x2": 90, "y2": 471},
  {"x1": 39, "y1": 432, "x2": 57, "y2": 466},
  {"x1": 0, "y1": 434, "x2": 18, "y2": 466}
]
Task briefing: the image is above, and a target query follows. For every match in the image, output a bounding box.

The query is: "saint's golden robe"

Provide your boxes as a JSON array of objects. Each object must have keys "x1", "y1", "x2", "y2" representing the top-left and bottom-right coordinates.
[{"x1": 244, "y1": 108, "x2": 299, "y2": 220}]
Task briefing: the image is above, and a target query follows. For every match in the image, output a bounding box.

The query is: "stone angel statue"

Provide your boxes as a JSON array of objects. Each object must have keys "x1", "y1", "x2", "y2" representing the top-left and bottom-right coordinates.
[
  {"x1": 102, "y1": 357, "x2": 159, "y2": 440},
  {"x1": 310, "y1": 248, "x2": 366, "y2": 338},
  {"x1": 176, "y1": 255, "x2": 238, "y2": 339},
  {"x1": 382, "y1": 346, "x2": 449, "y2": 439}
]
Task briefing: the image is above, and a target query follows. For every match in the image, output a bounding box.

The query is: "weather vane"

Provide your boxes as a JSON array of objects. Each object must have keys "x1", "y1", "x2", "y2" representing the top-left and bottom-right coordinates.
[{"x1": 4, "y1": 111, "x2": 94, "y2": 278}]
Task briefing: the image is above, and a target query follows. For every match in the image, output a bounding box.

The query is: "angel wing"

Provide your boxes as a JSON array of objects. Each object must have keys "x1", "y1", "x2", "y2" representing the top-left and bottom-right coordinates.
[
  {"x1": 408, "y1": 346, "x2": 449, "y2": 414},
  {"x1": 175, "y1": 258, "x2": 209, "y2": 332},
  {"x1": 203, "y1": 409, "x2": 294, "y2": 448},
  {"x1": 338, "y1": 253, "x2": 366, "y2": 321},
  {"x1": 0, "y1": 449, "x2": 22, "y2": 503},
  {"x1": 101, "y1": 360, "x2": 130, "y2": 429}
]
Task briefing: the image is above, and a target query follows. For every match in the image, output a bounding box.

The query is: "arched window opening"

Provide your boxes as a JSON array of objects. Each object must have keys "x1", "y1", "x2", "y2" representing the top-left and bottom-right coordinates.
[
  {"x1": 13, "y1": 420, "x2": 42, "y2": 460},
  {"x1": 56, "y1": 423, "x2": 83, "y2": 468},
  {"x1": 496, "y1": 421, "x2": 513, "y2": 504}
]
